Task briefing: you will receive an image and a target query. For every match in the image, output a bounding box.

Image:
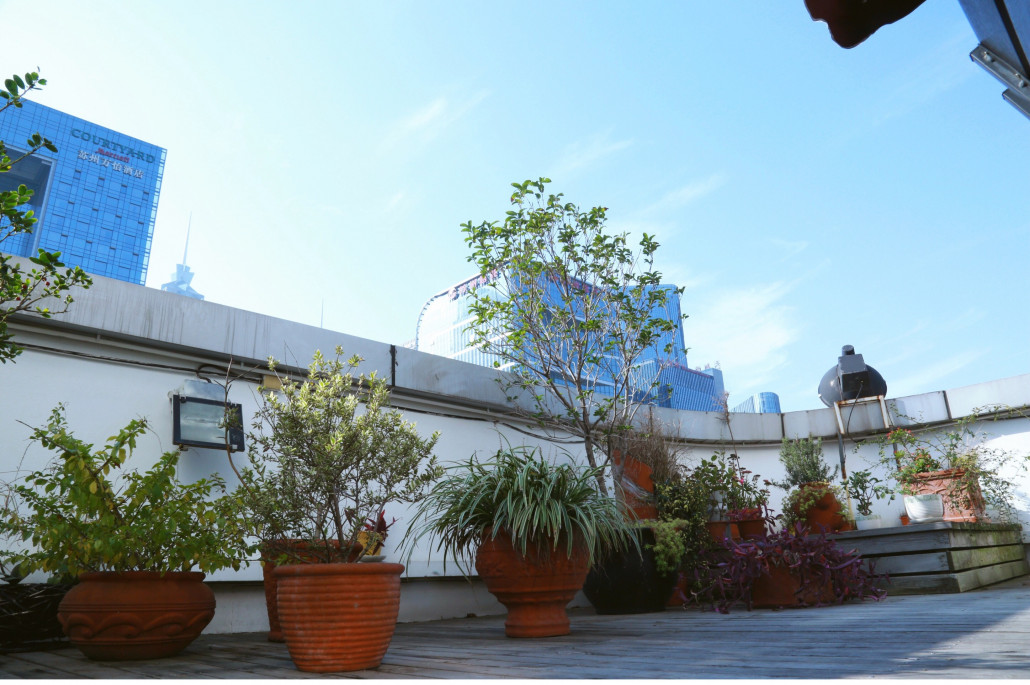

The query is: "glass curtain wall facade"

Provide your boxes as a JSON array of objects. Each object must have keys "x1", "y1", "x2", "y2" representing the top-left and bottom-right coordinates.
[
  {"x1": 415, "y1": 273, "x2": 726, "y2": 412},
  {"x1": 0, "y1": 101, "x2": 165, "y2": 285}
]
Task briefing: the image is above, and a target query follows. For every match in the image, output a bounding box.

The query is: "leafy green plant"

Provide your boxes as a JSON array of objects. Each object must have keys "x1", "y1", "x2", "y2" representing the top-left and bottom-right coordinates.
[
  {"x1": 403, "y1": 446, "x2": 635, "y2": 574},
  {"x1": 845, "y1": 470, "x2": 887, "y2": 517},
  {"x1": 0, "y1": 406, "x2": 253, "y2": 576},
  {"x1": 646, "y1": 519, "x2": 687, "y2": 575},
  {"x1": 770, "y1": 436, "x2": 837, "y2": 490},
  {"x1": 864, "y1": 412, "x2": 1030, "y2": 520},
  {"x1": 240, "y1": 347, "x2": 442, "y2": 563},
  {"x1": 1, "y1": 72, "x2": 92, "y2": 364},
  {"x1": 462, "y1": 178, "x2": 684, "y2": 493}
]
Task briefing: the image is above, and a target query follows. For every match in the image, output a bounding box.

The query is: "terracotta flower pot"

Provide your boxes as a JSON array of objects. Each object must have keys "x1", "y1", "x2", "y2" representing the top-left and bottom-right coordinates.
[
  {"x1": 475, "y1": 529, "x2": 590, "y2": 637},
  {"x1": 750, "y1": 564, "x2": 834, "y2": 608},
  {"x1": 57, "y1": 571, "x2": 214, "y2": 660},
  {"x1": 274, "y1": 561, "x2": 403, "y2": 672},
  {"x1": 908, "y1": 468, "x2": 986, "y2": 522},
  {"x1": 731, "y1": 509, "x2": 767, "y2": 539},
  {"x1": 706, "y1": 520, "x2": 740, "y2": 542},
  {"x1": 261, "y1": 539, "x2": 363, "y2": 643},
  {"x1": 795, "y1": 482, "x2": 848, "y2": 533},
  {"x1": 612, "y1": 451, "x2": 658, "y2": 520}
]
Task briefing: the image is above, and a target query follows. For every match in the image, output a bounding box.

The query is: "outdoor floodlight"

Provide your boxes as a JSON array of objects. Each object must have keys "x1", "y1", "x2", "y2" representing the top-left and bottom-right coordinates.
[{"x1": 171, "y1": 380, "x2": 245, "y2": 452}]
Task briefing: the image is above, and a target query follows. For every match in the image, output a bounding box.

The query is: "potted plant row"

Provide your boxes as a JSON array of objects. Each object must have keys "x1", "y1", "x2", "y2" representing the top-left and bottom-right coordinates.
[
  {"x1": 404, "y1": 445, "x2": 635, "y2": 637},
  {"x1": 0, "y1": 405, "x2": 253, "y2": 661},
  {"x1": 238, "y1": 347, "x2": 442, "y2": 673}
]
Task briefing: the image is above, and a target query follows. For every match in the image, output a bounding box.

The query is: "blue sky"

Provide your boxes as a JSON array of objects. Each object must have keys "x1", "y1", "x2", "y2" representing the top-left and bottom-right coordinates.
[{"x1": 7, "y1": 0, "x2": 1028, "y2": 411}]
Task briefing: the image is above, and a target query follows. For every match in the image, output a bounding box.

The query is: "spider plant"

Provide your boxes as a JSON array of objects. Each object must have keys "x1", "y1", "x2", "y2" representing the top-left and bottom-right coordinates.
[{"x1": 403, "y1": 445, "x2": 635, "y2": 573}]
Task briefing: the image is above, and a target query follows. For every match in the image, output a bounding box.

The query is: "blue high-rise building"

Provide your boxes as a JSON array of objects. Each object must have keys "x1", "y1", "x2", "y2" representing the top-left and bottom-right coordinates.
[
  {"x1": 732, "y1": 392, "x2": 782, "y2": 414},
  {"x1": 415, "y1": 274, "x2": 726, "y2": 412},
  {"x1": 0, "y1": 100, "x2": 165, "y2": 285}
]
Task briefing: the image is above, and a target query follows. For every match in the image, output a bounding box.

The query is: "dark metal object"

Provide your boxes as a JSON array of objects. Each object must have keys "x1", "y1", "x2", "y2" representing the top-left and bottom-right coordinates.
[
  {"x1": 817, "y1": 345, "x2": 887, "y2": 408},
  {"x1": 805, "y1": 0, "x2": 929, "y2": 48},
  {"x1": 960, "y1": 0, "x2": 1030, "y2": 121}
]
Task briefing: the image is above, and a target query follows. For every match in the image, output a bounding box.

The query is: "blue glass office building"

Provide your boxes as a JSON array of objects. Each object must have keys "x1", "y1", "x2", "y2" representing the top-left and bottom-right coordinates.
[
  {"x1": 415, "y1": 274, "x2": 727, "y2": 412},
  {"x1": 0, "y1": 100, "x2": 165, "y2": 285}
]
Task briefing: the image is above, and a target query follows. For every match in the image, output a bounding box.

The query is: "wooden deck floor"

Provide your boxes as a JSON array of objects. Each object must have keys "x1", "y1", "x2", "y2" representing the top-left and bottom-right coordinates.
[{"x1": 5, "y1": 576, "x2": 1030, "y2": 679}]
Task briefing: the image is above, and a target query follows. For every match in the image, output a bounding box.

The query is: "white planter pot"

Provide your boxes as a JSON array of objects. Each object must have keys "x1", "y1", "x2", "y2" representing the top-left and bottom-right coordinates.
[
  {"x1": 904, "y1": 494, "x2": 944, "y2": 523},
  {"x1": 855, "y1": 514, "x2": 888, "y2": 530}
]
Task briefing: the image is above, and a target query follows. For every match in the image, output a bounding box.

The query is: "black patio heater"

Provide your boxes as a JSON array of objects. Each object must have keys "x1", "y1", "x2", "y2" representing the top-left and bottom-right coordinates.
[{"x1": 817, "y1": 345, "x2": 889, "y2": 487}]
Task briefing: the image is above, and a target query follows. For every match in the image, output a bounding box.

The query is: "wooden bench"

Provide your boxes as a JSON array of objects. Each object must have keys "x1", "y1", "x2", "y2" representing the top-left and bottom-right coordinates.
[{"x1": 829, "y1": 521, "x2": 1028, "y2": 594}]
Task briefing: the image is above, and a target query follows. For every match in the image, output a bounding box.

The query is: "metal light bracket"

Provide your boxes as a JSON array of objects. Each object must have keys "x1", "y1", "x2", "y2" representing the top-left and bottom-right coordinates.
[{"x1": 970, "y1": 43, "x2": 1030, "y2": 121}]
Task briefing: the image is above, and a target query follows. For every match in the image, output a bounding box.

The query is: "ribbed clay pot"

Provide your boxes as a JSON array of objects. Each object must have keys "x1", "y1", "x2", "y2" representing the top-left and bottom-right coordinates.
[
  {"x1": 261, "y1": 539, "x2": 363, "y2": 643},
  {"x1": 475, "y1": 529, "x2": 590, "y2": 638},
  {"x1": 274, "y1": 562, "x2": 403, "y2": 672},
  {"x1": 58, "y1": 571, "x2": 214, "y2": 660}
]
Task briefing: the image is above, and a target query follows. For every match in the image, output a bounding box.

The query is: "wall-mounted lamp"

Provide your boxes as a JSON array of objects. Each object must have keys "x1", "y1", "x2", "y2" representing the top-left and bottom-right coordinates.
[{"x1": 171, "y1": 380, "x2": 244, "y2": 452}]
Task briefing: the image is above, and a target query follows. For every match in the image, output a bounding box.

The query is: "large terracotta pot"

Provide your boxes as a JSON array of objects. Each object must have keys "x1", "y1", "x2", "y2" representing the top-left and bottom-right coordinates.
[
  {"x1": 57, "y1": 571, "x2": 214, "y2": 660},
  {"x1": 750, "y1": 564, "x2": 834, "y2": 608},
  {"x1": 612, "y1": 451, "x2": 658, "y2": 520},
  {"x1": 475, "y1": 529, "x2": 590, "y2": 638},
  {"x1": 584, "y1": 527, "x2": 677, "y2": 615},
  {"x1": 795, "y1": 482, "x2": 848, "y2": 533},
  {"x1": 261, "y1": 539, "x2": 363, "y2": 643},
  {"x1": 274, "y1": 562, "x2": 403, "y2": 672},
  {"x1": 908, "y1": 468, "x2": 985, "y2": 522}
]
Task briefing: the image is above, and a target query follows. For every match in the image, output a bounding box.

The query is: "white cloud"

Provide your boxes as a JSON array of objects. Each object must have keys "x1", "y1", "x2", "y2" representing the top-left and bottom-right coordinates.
[
  {"x1": 552, "y1": 128, "x2": 633, "y2": 176},
  {"x1": 769, "y1": 238, "x2": 809, "y2": 259},
  {"x1": 380, "y1": 91, "x2": 490, "y2": 152},
  {"x1": 890, "y1": 349, "x2": 985, "y2": 397},
  {"x1": 683, "y1": 281, "x2": 799, "y2": 399},
  {"x1": 643, "y1": 174, "x2": 727, "y2": 215}
]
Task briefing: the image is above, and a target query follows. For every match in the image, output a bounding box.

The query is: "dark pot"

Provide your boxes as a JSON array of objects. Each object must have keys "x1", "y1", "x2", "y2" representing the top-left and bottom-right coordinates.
[
  {"x1": 0, "y1": 582, "x2": 73, "y2": 648},
  {"x1": 583, "y1": 528, "x2": 676, "y2": 615}
]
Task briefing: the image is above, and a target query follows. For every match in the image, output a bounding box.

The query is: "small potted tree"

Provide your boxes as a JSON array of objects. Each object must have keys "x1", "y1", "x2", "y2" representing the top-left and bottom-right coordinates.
[
  {"x1": 0, "y1": 406, "x2": 253, "y2": 660},
  {"x1": 771, "y1": 437, "x2": 849, "y2": 533},
  {"x1": 240, "y1": 348, "x2": 441, "y2": 673},
  {"x1": 404, "y1": 445, "x2": 633, "y2": 636},
  {"x1": 844, "y1": 470, "x2": 891, "y2": 530}
]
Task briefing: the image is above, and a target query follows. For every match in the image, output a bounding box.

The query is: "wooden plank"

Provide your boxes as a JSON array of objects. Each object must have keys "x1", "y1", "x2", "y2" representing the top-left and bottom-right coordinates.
[
  {"x1": 949, "y1": 543, "x2": 1027, "y2": 571},
  {"x1": 954, "y1": 559, "x2": 1029, "y2": 592},
  {"x1": 865, "y1": 550, "x2": 950, "y2": 575},
  {"x1": 836, "y1": 529, "x2": 952, "y2": 556},
  {"x1": 948, "y1": 527, "x2": 1024, "y2": 549}
]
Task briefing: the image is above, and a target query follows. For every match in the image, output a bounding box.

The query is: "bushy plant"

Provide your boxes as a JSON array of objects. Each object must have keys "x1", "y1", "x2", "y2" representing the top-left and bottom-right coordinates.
[
  {"x1": 694, "y1": 525, "x2": 886, "y2": 613},
  {"x1": 865, "y1": 413, "x2": 1030, "y2": 520},
  {"x1": 241, "y1": 347, "x2": 442, "y2": 563},
  {"x1": 845, "y1": 470, "x2": 887, "y2": 517},
  {"x1": 0, "y1": 406, "x2": 253, "y2": 576},
  {"x1": 781, "y1": 483, "x2": 847, "y2": 530},
  {"x1": 403, "y1": 446, "x2": 634, "y2": 573},
  {"x1": 770, "y1": 437, "x2": 837, "y2": 489}
]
